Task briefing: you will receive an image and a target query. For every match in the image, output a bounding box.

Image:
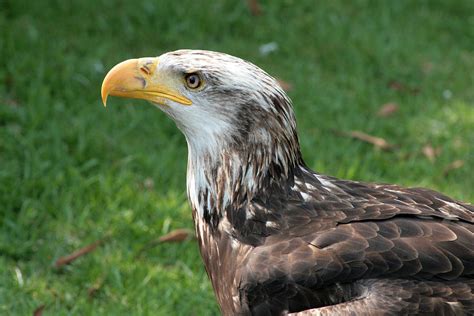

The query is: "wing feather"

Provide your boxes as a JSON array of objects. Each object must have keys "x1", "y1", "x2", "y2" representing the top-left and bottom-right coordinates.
[{"x1": 236, "y1": 172, "x2": 473, "y2": 313}]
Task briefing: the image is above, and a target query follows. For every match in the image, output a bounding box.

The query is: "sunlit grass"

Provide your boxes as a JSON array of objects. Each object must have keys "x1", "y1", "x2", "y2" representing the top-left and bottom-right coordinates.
[{"x1": 0, "y1": 0, "x2": 473, "y2": 314}]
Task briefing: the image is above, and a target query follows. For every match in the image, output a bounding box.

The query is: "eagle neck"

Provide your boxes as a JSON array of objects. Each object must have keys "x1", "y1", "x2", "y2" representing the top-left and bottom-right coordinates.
[{"x1": 186, "y1": 137, "x2": 303, "y2": 237}]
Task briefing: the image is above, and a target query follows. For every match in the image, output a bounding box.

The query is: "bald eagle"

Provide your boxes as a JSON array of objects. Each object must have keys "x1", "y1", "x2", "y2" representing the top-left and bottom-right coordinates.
[{"x1": 101, "y1": 50, "x2": 473, "y2": 315}]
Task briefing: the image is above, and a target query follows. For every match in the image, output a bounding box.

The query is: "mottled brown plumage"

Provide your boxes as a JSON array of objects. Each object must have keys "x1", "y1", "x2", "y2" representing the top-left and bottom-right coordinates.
[
  {"x1": 232, "y1": 171, "x2": 473, "y2": 315},
  {"x1": 102, "y1": 50, "x2": 473, "y2": 315}
]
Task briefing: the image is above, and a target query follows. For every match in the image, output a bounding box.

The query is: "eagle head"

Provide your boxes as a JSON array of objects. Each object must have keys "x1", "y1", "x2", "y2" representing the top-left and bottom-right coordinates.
[{"x1": 102, "y1": 50, "x2": 300, "y2": 160}]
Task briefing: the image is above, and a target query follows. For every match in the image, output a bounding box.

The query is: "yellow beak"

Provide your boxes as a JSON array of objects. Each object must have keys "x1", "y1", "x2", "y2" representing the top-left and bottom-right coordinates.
[{"x1": 101, "y1": 58, "x2": 192, "y2": 107}]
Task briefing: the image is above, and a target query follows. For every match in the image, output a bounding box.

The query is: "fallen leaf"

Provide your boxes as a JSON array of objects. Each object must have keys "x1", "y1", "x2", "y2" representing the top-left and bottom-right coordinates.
[
  {"x1": 5, "y1": 98, "x2": 20, "y2": 108},
  {"x1": 333, "y1": 130, "x2": 395, "y2": 151},
  {"x1": 388, "y1": 80, "x2": 420, "y2": 95},
  {"x1": 443, "y1": 160, "x2": 464, "y2": 176},
  {"x1": 349, "y1": 131, "x2": 394, "y2": 150},
  {"x1": 88, "y1": 276, "x2": 105, "y2": 299},
  {"x1": 377, "y1": 102, "x2": 399, "y2": 117},
  {"x1": 33, "y1": 305, "x2": 45, "y2": 316},
  {"x1": 55, "y1": 238, "x2": 107, "y2": 268},
  {"x1": 135, "y1": 229, "x2": 196, "y2": 258},
  {"x1": 422, "y1": 144, "x2": 441, "y2": 163},
  {"x1": 422, "y1": 62, "x2": 433, "y2": 74},
  {"x1": 276, "y1": 78, "x2": 293, "y2": 92},
  {"x1": 144, "y1": 177, "x2": 154, "y2": 190},
  {"x1": 452, "y1": 137, "x2": 463, "y2": 149},
  {"x1": 159, "y1": 228, "x2": 194, "y2": 243},
  {"x1": 247, "y1": 0, "x2": 262, "y2": 16},
  {"x1": 14, "y1": 266, "x2": 23, "y2": 287},
  {"x1": 442, "y1": 89, "x2": 452, "y2": 100},
  {"x1": 259, "y1": 42, "x2": 278, "y2": 56}
]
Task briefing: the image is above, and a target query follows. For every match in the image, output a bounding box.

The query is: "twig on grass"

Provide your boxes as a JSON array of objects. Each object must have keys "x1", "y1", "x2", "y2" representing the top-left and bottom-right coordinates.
[
  {"x1": 55, "y1": 237, "x2": 110, "y2": 268},
  {"x1": 332, "y1": 129, "x2": 396, "y2": 151},
  {"x1": 33, "y1": 305, "x2": 45, "y2": 316},
  {"x1": 247, "y1": 0, "x2": 262, "y2": 16},
  {"x1": 377, "y1": 102, "x2": 399, "y2": 117},
  {"x1": 135, "y1": 228, "x2": 195, "y2": 258},
  {"x1": 443, "y1": 160, "x2": 464, "y2": 176}
]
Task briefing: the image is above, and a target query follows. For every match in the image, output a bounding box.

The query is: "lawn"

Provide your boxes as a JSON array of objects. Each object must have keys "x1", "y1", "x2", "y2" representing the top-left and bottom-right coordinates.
[{"x1": 1, "y1": 0, "x2": 473, "y2": 315}]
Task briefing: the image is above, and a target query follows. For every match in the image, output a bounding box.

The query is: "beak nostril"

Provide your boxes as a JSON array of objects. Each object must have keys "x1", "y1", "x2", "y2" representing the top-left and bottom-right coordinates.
[{"x1": 140, "y1": 65, "x2": 151, "y2": 75}]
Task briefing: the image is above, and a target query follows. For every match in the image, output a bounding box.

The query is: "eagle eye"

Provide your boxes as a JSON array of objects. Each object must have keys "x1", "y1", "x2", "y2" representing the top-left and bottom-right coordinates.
[{"x1": 185, "y1": 73, "x2": 202, "y2": 89}]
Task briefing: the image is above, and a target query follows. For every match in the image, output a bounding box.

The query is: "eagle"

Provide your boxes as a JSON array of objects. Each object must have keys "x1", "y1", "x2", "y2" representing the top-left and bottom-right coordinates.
[{"x1": 101, "y1": 50, "x2": 473, "y2": 315}]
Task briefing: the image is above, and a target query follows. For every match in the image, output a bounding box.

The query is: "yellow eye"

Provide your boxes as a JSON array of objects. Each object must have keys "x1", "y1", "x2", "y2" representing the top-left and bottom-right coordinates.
[{"x1": 185, "y1": 73, "x2": 202, "y2": 89}]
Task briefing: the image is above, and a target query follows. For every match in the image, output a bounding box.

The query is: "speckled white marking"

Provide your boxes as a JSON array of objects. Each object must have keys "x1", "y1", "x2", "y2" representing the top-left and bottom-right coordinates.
[
  {"x1": 315, "y1": 175, "x2": 339, "y2": 191},
  {"x1": 437, "y1": 199, "x2": 464, "y2": 219},
  {"x1": 301, "y1": 192, "x2": 311, "y2": 201},
  {"x1": 265, "y1": 221, "x2": 279, "y2": 229}
]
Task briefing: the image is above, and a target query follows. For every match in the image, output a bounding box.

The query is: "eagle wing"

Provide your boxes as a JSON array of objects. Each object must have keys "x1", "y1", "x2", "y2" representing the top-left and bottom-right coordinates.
[{"x1": 236, "y1": 176, "x2": 473, "y2": 314}]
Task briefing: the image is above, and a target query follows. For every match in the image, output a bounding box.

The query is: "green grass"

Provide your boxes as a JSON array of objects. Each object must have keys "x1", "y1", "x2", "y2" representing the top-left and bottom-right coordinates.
[{"x1": 1, "y1": 0, "x2": 473, "y2": 314}]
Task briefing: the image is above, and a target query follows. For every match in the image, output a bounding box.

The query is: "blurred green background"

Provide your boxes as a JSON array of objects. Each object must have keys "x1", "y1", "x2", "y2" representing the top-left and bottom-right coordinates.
[{"x1": 1, "y1": 0, "x2": 473, "y2": 314}]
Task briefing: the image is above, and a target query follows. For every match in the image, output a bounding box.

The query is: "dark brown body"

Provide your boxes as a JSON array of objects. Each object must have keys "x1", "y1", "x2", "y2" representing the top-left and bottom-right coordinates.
[{"x1": 193, "y1": 166, "x2": 473, "y2": 315}]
